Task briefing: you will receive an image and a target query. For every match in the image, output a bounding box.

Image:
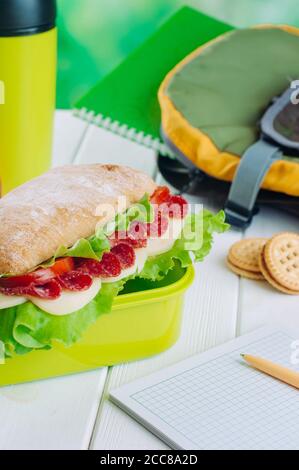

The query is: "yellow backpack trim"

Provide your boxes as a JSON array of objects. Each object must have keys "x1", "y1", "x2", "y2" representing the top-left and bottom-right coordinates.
[{"x1": 159, "y1": 25, "x2": 299, "y2": 196}]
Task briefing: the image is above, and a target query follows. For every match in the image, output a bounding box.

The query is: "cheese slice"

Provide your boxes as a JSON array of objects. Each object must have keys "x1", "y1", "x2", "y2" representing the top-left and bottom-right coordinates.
[
  {"x1": 0, "y1": 294, "x2": 27, "y2": 310},
  {"x1": 146, "y1": 218, "x2": 184, "y2": 257},
  {"x1": 135, "y1": 248, "x2": 148, "y2": 273},
  {"x1": 30, "y1": 278, "x2": 102, "y2": 316}
]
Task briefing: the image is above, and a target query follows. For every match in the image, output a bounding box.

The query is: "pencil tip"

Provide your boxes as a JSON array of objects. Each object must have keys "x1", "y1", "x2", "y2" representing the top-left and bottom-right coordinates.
[{"x1": 240, "y1": 353, "x2": 245, "y2": 358}]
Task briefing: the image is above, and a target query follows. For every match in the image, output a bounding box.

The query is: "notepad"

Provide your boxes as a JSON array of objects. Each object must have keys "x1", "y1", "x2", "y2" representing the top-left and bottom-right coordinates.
[
  {"x1": 110, "y1": 327, "x2": 299, "y2": 450},
  {"x1": 74, "y1": 7, "x2": 232, "y2": 155}
]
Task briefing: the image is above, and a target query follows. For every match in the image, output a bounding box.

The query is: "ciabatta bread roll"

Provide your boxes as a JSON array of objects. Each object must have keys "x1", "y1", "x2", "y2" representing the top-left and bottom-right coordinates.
[{"x1": 0, "y1": 164, "x2": 156, "y2": 275}]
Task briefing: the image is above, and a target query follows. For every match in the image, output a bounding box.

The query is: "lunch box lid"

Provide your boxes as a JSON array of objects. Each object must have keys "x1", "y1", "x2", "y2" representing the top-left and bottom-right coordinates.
[{"x1": 0, "y1": 0, "x2": 56, "y2": 36}]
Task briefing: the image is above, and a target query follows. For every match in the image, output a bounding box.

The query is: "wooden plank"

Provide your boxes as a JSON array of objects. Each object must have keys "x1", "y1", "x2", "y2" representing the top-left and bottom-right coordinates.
[
  {"x1": 0, "y1": 370, "x2": 107, "y2": 450},
  {"x1": 91, "y1": 170, "x2": 242, "y2": 450},
  {"x1": 0, "y1": 111, "x2": 108, "y2": 450},
  {"x1": 52, "y1": 110, "x2": 89, "y2": 167},
  {"x1": 237, "y1": 206, "x2": 299, "y2": 335}
]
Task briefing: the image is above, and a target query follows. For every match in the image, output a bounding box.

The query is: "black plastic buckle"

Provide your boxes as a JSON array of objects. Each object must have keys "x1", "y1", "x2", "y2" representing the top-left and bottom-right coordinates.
[{"x1": 224, "y1": 201, "x2": 259, "y2": 229}]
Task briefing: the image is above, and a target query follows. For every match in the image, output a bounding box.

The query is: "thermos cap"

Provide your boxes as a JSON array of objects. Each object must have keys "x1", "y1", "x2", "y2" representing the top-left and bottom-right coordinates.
[{"x1": 0, "y1": 0, "x2": 56, "y2": 37}]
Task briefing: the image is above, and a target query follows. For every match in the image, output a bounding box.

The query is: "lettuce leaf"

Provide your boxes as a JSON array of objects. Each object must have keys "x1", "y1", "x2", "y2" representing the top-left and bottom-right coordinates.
[
  {"x1": 139, "y1": 210, "x2": 229, "y2": 281},
  {"x1": 0, "y1": 281, "x2": 125, "y2": 356},
  {"x1": 39, "y1": 236, "x2": 111, "y2": 269}
]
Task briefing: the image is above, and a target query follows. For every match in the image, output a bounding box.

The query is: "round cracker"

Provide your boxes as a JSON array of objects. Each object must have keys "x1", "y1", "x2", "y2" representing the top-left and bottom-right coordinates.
[
  {"x1": 259, "y1": 250, "x2": 299, "y2": 295},
  {"x1": 263, "y1": 232, "x2": 299, "y2": 291},
  {"x1": 226, "y1": 258, "x2": 265, "y2": 280},
  {"x1": 228, "y1": 238, "x2": 268, "y2": 273}
]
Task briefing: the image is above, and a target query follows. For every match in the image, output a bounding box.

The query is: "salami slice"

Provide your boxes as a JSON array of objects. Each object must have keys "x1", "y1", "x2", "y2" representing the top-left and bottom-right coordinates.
[
  {"x1": 0, "y1": 279, "x2": 62, "y2": 299},
  {"x1": 112, "y1": 221, "x2": 148, "y2": 248},
  {"x1": 59, "y1": 271, "x2": 93, "y2": 292},
  {"x1": 111, "y1": 243, "x2": 136, "y2": 269},
  {"x1": 76, "y1": 259, "x2": 104, "y2": 277},
  {"x1": 26, "y1": 280, "x2": 62, "y2": 299},
  {"x1": 76, "y1": 253, "x2": 122, "y2": 278},
  {"x1": 0, "y1": 269, "x2": 55, "y2": 289},
  {"x1": 147, "y1": 210, "x2": 169, "y2": 238},
  {"x1": 168, "y1": 195, "x2": 188, "y2": 219},
  {"x1": 129, "y1": 221, "x2": 147, "y2": 239},
  {"x1": 0, "y1": 286, "x2": 29, "y2": 297},
  {"x1": 97, "y1": 252, "x2": 122, "y2": 278},
  {"x1": 0, "y1": 287, "x2": 20, "y2": 297}
]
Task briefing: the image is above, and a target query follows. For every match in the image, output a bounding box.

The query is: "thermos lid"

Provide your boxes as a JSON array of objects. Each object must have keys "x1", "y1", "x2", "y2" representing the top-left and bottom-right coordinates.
[{"x1": 0, "y1": 0, "x2": 56, "y2": 36}]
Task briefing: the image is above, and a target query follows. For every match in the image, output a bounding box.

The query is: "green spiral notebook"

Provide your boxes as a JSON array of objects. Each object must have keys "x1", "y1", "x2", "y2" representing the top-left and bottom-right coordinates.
[{"x1": 74, "y1": 7, "x2": 233, "y2": 155}]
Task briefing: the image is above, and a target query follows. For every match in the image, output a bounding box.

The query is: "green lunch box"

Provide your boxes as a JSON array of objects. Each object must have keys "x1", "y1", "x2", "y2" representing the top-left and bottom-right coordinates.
[{"x1": 0, "y1": 266, "x2": 194, "y2": 387}]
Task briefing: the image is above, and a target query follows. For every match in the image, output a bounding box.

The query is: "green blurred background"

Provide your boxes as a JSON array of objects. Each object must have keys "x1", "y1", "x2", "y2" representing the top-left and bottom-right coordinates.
[{"x1": 57, "y1": 0, "x2": 299, "y2": 109}]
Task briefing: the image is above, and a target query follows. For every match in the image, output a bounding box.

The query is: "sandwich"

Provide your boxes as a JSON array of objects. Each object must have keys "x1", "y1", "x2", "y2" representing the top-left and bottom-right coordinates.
[{"x1": 0, "y1": 164, "x2": 228, "y2": 356}]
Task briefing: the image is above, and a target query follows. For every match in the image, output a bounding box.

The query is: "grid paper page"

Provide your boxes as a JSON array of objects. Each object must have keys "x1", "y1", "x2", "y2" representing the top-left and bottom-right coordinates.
[{"x1": 111, "y1": 329, "x2": 299, "y2": 450}]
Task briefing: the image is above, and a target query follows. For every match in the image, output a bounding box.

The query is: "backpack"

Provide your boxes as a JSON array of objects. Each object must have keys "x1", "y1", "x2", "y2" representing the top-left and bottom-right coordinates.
[{"x1": 159, "y1": 25, "x2": 299, "y2": 226}]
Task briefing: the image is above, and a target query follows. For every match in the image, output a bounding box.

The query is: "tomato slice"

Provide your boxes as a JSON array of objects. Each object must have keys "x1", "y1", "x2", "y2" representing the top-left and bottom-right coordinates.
[
  {"x1": 50, "y1": 257, "x2": 75, "y2": 276},
  {"x1": 150, "y1": 186, "x2": 171, "y2": 205},
  {"x1": 168, "y1": 195, "x2": 188, "y2": 219}
]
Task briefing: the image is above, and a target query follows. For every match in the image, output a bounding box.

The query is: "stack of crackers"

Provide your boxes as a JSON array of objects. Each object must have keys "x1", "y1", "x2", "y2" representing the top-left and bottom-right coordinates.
[{"x1": 227, "y1": 232, "x2": 299, "y2": 295}]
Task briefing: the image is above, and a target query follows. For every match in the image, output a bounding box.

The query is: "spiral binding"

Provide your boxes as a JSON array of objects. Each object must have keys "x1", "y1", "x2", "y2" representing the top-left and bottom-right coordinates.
[{"x1": 74, "y1": 107, "x2": 171, "y2": 156}]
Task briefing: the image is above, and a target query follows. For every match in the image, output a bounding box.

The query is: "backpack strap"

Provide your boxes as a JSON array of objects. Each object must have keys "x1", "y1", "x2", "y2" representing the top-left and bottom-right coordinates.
[{"x1": 225, "y1": 140, "x2": 282, "y2": 228}]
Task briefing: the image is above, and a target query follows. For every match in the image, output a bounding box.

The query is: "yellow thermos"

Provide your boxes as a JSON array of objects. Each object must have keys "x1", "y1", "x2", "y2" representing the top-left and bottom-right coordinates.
[{"x1": 0, "y1": 0, "x2": 57, "y2": 194}]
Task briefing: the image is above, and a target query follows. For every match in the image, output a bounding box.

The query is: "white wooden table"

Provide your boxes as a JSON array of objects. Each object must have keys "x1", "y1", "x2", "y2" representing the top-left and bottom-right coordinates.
[{"x1": 0, "y1": 110, "x2": 298, "y2": 450}]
